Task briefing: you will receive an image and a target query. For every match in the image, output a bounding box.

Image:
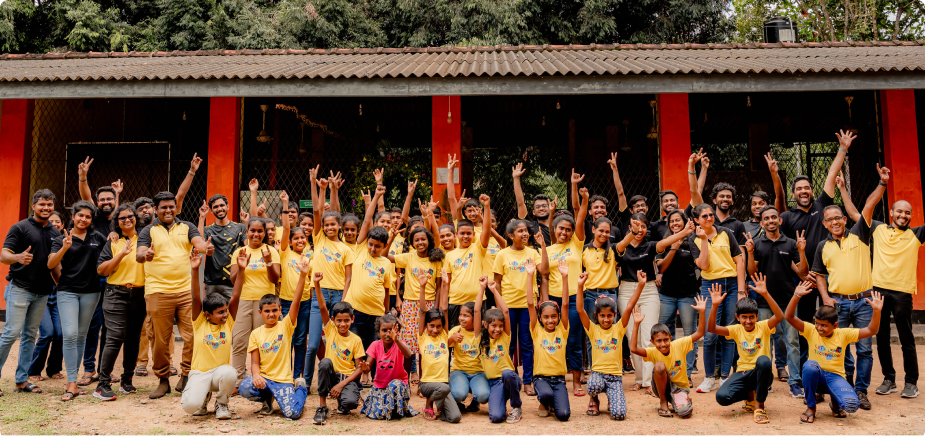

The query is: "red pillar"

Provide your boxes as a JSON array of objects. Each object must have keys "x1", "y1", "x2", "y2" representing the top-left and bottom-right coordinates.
[
  {"x1": 432, "y1": 96, "x2": 461, "y2": 209},
  {"x1": 0, "y1": 99, "x2": 34, "y2": 309},
  {"x1": 880, "y1": 89, "x2": 925, "y2": 309},
  {"x1": 207, "y1": 97, "x2": 241, "y2": 222},
  {"x1": 657, "y1": 94, "x2": 691, "y2": 208}
]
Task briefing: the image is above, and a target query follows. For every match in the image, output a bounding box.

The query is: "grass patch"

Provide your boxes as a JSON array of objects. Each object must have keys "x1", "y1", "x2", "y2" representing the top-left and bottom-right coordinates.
[{"x1": 0, "y1": 392, "x2": 59, "y2": 435}]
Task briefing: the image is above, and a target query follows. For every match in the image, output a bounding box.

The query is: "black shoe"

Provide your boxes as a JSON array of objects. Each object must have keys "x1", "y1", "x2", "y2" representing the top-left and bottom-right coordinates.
[
  {"x1": 120, "y1": 381, "x2": 137, "y2": 394},
  {"x1": 623, "y1": 359, "x2": 634, "y2": 373},
  {"x1": 313, "y1": 407, "x2": 329, "y2": 425},
  {"x1": 876, "y1": 379, "x2": 898, "y2": 395},
  {"x1": 175, "y1": 375, "x2": 188, "y2": 393},
  {"x1": 93, "y1": 384, "x2": 117, "y2": 401},
  {"x1": 901, "y1": 383, "x2": 920, "y2": 398},
  {"x1": 857, "y1": 392, "x2": 871, "y2": 410}
]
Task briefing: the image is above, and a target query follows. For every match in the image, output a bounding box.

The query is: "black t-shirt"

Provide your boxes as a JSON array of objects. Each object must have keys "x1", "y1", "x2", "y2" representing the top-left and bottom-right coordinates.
[
  {"x1": 2, "y1": 217, "x2": 60, "y2": 295},
  {"x1": 93, "y1": 212, "x2": 112, "y2": 236},
  {"x1": 743, "y1": 220, "x2": 763, "y2": 240},
  {"x1": 655, "y1": 241, "x2": 699, "y2": 298},
  {"x1": 650, "y1": 217, "x2": 670, "y2": 242},
  {"x1": 616, "y1": 207, "x2": 652, "y2": 241},
  {"x1": 618, "y1": 240, "x2": 660, "y2": 283},
  {"x1": 751, "y1": 233, "x2": 800, "y2": 308},
  {"x1": 716, "y1": 214, "x2": 748, "y2": 246},
  {"x1": 51, "y1": 230, "x2": 106, "y2": 294},
  {"x1": 202, "y1": 222, "x2": 246, "y2": 286},
  {"x1": 781, "y1": 190, "x2": 833, "y2": 270},
  {"x1": 523, "y1": 213, "x2": 551, "y2": 246}
]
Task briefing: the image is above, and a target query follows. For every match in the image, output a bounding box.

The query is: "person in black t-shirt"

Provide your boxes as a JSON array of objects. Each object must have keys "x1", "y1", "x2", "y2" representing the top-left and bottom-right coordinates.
[
  {"x1": 570, "y1": 167, "x2": 621, "y2": 245},
  {"x1": 197, "y1": 194, "x2": 244, "y2": 299},
  {"x1": 687, "y1": 151, "x2": 747, "y2": 248},
  {"x1": 513, "y1": 162, "x2": 552, "y2": 244}
]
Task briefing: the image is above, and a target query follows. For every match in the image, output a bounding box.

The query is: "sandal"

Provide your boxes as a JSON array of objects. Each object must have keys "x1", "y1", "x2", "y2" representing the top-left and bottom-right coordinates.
[
  {"x1": 423, "y1": 408, "x2": 436, "y2": 420},
  {"x1": 829, "y1": 400, "x2": 847, "y2": 418},
  {"x1": 134, "y1": 366, "x2": 148, "y2": 377},
  {"x1": 573, "y1": 388, "x2": 586, "y2": 397},
  {"x1": 14, "y1": 383, "x2": 42, "y2": 393},
  {"x1": 61, "y1": 391, "x2": 79, "y2": 402},
  {"x1": 29, "y1": 375, "x2": 45, "y2": 382},
  {"x1": 743, "y1": 400, "x2": 756, "y2": 413},
  {"x1": 800, "y1": 412, "x2": 816, "y2": 423},
  {"x1": 524, "y1": 385, "x2": 537, "y2": 396},
  {"x1": 630, "y1": 383, "x2": 644, "y2": 391},
  {"x1": 658, "y1": 408, "x2": 674, "y2": 418},
  {"x1": 643, "y1": 387, "x2": 655, "y2": 397},
  {"x1": 754, "y1": 408, "x2": 770, "y2": 424},
  {"x1": 585, "y1": 400, "x2": 600, "y2": 416},
  {"x1": 76, "y1": 374, "x2": 97, "y2": 386},
  {"x1": 51, "y1": 373, "x2": 65, "y2": 380}
]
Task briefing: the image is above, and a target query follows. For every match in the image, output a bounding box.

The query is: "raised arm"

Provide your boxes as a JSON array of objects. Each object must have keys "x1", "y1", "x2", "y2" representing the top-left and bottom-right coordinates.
[
  {"x1": 861, "y1": 164, "x2": 890, "y2": 224},
  {"x1": 835, "y1": 172, "x2": 862, "y2": 223},
  {"x1": 619, "y1": 271, "x2": 647, "y2": 328},
  {"x1": 513, "y1": 162, "x2": 528, "y2": 219},
  {"x1": 197, "y1": 200, "x2": 209, "y2": 238},
  {"x1": 175, "y1": 153, "x2": 202, "y2": 216},
  {"x1": 487, "y1": 281, "x2": 511, "y2": 335},
  {"x1": 824, "y1": 130, "x2": 856, "y2": 198},
  {"x1": 357, "y1": 185, "x2": 385, "y2": 245},
  {"x1": 330, "y1": 170, "x2": 343, "y2": 214},
  {"x1": 793, "y1": 230, "x2": 808, "y2": 279},
  {"x1": 748, "y1": 273, "x2": 785, "y2": 328},
  {"x1": 693, "y1": 227, "x2": 711, "y2": 271},
  {"x1": 784, "y1": 281, "x2": 813, "y2": 332},
  {"x1": 310, "y1": 165, "x2": 322, "y2": 229},
  {"x1": 417, "y1": 271, "x2": 432, "y2": 335},
  {"x1": 766, "y1": 153, "x2": 786, "y2": 213},
  {"x1": 697, "y1": 157, "x2": 709, "y2": 195},
  {"x1": 229, "y1": 248, "x2": 245, "y2": 318},
  {"x1": 261, "y1": 244, "x2": 280, "y2": 284},
  {"x1": 628, "y1": 307, "x2": 647, "y2": 357},
  {"x1": 78, "y1": 157, "x2": 94, "y2": 202},
  {"x1": 288, "y1": 258, "x2": 311, "y2": 324},
  {"x1": 479, "y1": 195, "x2": 492, "y2": 249},
  {"x1": 474, "y1": 276, "x2": 488, "y2": 333},
  {"x1": 575, "y1": 187, "x2": 589, "y2": 242},
  {"x1": 447, "y1": 155, "x2": 462, "y2": 222},
  {"x1": 606, "y1": 152, "x2": 627, "y2": 211},
  {"x1": 688, "y1": 149, "x2": 706, "y2": 207},
  {"x1": 402, "y1": 179, "x2": 417, "y2": 225},
  {"x1": 536, "y1": 232, "x2": 549, "y2": 275},
  {"x1": 690, "y1": 296, "x2": 707, "y2": 342},
  {"x1": 745, "y1": 232, "x2": 758, "y2": 275},
  {"x1": 576, "y1": 272, "x2": 591, "y2": 330},
  {"x1": 191, "y1": 249, "x2": 204, "y2": 317},
  {"x1": 706, "y1": 282, "x2": 730, "y2": 337},
  {"x1": 248, "y1": 178, "x2": 260, "y2": 219},
  {"x1": 313, "y1": 272, "x2": 329, "y2": 325},
  {"x1": 570, "y1": 169, "x2": 585, "y2": 212},
  {"x1": 655, "y1": 220, "x2": 694, "y2": 253},
  {"x1": 279, "y1": 192, "x2": 291, "y2": 252},
  {"x1": 858, "y1": 291, "x2": 883, "y2": 339},
  {"x1": 525, "y1": 260, "x2": 538, "y2": 331}
]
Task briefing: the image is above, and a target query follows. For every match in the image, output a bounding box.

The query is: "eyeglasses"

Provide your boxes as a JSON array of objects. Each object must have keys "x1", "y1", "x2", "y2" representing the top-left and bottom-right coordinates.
[
  {"x1": 98, "y1": 197, "x2": 115, "y2": 203},
  {"x1": 824, "y1": 216, "x2": 844, "y2": 223},
  {"x1": 118, "y1": 215, "x2": 136, "y2": 222},
  {"x1": 700, "y1": 213, "x2": 715, "y2": 219}
]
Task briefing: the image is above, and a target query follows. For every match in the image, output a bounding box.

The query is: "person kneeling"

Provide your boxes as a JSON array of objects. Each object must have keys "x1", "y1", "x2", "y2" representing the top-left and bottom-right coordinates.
[{"x1": 360, "y1": 314, "x2": 418, "y2": 420}]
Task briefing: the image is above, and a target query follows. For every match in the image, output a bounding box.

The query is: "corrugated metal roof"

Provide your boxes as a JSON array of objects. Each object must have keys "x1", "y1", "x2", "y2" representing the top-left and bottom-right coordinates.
[{"x1": 2, "y1": 41, "x2": 925, "y2": 82}]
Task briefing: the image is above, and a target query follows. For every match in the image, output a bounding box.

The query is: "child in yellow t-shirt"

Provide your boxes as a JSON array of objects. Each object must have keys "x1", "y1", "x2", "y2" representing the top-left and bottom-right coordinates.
[
  {"x1": 630, "y1": 291, "x2": 707, "y2": 419},
  {"x1": 527, "y1": 260, "x2": 571, "y2": 422},
  {"x1": 238, "y1": 257, "x2": 311, "y2": 420},
  {"x1": 180, "y1": 249, "x2": 243, "y2": 420},
  {"x1": 709, "y1": 274, "x2": 785, "y2": 424},
  {"x1": 447, "y1": 276, "x2": 490, "y2": 413},
  {"x1": 784, "y1": 280, "x2": 883, "y2": 423},
  {"x1": 477, "y1": 279, "x2": 522, "y2": 423},
  {"x1": 277, "y1": 191, "x2": 313, "y2": 381},
  {"x1": 416, "y1": 270, "x2": 460, "y2": 423}
]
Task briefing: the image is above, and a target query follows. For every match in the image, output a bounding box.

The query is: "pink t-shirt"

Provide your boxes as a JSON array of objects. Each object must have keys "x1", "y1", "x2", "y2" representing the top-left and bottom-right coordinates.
[{"x1": 366, "y1": 340, "x2": 408, "y2": 388}]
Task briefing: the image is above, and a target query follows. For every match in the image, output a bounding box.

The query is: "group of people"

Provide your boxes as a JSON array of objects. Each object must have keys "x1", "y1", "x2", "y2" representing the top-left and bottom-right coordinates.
[{"x1": 0, "y1": 129, "x2": 919, "y2": 426}]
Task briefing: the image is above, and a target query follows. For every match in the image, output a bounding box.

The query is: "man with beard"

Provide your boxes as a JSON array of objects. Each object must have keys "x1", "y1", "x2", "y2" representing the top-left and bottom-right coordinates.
[
  {"x1": 134, "y1": 197, "x2": 155, "y2": 230},
  {"x1": 0, "y1": 189, "x2": 61, "y2": 396},
  {"x1": 197, "y1": 194, "x2": 243, "y2": 299},
  {"x1": 513, "y1": 162, "x2": 553, "y2": 244},
  {"x1": 770, "y1": 129, "x2": 854, "y2": 399}
]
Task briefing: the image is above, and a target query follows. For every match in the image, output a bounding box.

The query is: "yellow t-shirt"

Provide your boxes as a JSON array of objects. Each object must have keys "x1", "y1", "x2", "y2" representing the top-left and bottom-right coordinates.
[
  {"x1": 585, "y1": 321, "x2": 627, "y2": 376},
  {"x1": 869, "y1": 220, "x2": 925, "y2": 294},
  {"x1": 481, "y1": 332, "x2": 514, "y2": 379},
  {"x1": 547, "y1": 235, "x2": 583, "y2": 297},
  {"x1": 104, "y1": 238, "x2": 145, "y2": 286},
  {"x1": 799, "y1": 323, "x2": 860, "y2": 379},
  {"x1": 387, "y1": 235, "x2": 406, "y2": 296},
  {"x1": 492, "y1": 247, "x2": 541, "y2": 309},
  {"x1": 247, "y1": 317, "x2": 295, "y2": 384},
  {"x1": 324, "y1": 320, "x2": 365, "y2": 375},
  {"x1": 344, "y1": 245, "x2": 394, "y2": 316},
  {"x1": 453, "y1": 222, "x2": 501, "y2": 276},
  {"x1": 449, "y1": 326, "x2": 482, "y2": 374},
  {"x1": 140, "y1": 220, "x2": 198, "y2": 295},
  {"x1": 726, "y1": 320, "x2": 776, "y2": 372},
  {"x1": 344, "y1": 241, "x2": 360, "y2": 259},
  {"x1": 419, "y1": 331, "x2": 450, "y2": 383},
  {"x1": 444, "y1": 242, "x2": 487, "y2": 305},
  {"x1": 191, "y1": 313, "x2": 234, "y2": 373},
  {"x1": 691, "y1": 227, "x2": 741, "y2": 280},
  {"x1": 240, "y1": 245, "x2": 281, "y2": 301},
  {"x1": 395, "y1": 253, "x2": 440, "y2": 301},
  {"x1": 532, "y1": 321, "x2": 568, "y2": 377},
  {"x1": 312, "y1": 232, "x2": 350, "y2": 290},
  {"x1": 581, "y1": 246, "x2": 619, "y2": 290},
  {"x1": 644, "y1": 336, "x2": 694, "y2": 388},
  {"x1": 279, "y1": 248, "x2": 311, "y2": 302},
  {"x1": 810, "y1": 221, "x2": 873, "y2": 296}
]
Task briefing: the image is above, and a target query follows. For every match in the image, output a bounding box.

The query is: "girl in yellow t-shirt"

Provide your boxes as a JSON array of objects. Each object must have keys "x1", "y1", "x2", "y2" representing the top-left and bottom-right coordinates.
[
  {"x1": 447, "y1": 276, "x2": 490, "y2": 412},
  {"x1": 278, "y1": 191, "x2": 313, "y2": 380},
  {"x1": 527, "y1": 260, "x2": 571, "y2": 422},
  {"x1": 492, "y1": 219, "x2": 549, "y2": 396},
  {"x1": 416, "y1": 270, "x2": 459, "y2": 423},
  {"x1": 477, "y1": 278, "x2": 522, "y2": 423}
]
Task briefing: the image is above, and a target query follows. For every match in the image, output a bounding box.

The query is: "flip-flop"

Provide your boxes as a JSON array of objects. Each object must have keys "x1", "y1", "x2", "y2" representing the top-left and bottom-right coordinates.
[
  {"x1": 743, "y1": 400, "x2": 756, "y2": 413},
  {"x1": 134, "y1": 366, "x2": 148, "y2": 377},
  {"x1": 658, "y1": 408, "x2": 673, "y2": 418},
  {"x1": 754, "y1": 408, "x2": 770, "y2": 424},
  {"x1": 61, "y1": 389, "x2": 86, "y2": 401},
  {"x1": 14, "y1": 383, "x2": 42, "y2": 393},
  {"x1": 29, "y1": 375, "x2": 45, "y2": 382},
  {"x1": 76, "y1": 375, "x2": 97, "y2": 386},
  {"x1": 574, "y1": 388, "x2": 586, "y2": 397},
  {"x1": 585, "y1": 400, "x2": 600, "y2": 416},
  {"x1": 51, "y1": 373, "x2": 65, "y2": 380},
  {"x1": 800, "y1": 412, "x2": 815, "y2": 423},
  {"x1": 524, "y1": 386, "x2": 537, "y2": 396},
  {"x1": 423, "y1": 408, "x2": 436, "y2": 420}
]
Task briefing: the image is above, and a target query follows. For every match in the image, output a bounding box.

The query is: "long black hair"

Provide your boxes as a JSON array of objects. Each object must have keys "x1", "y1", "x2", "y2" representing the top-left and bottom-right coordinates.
[
  {"x1": 246, "y1": 217, "x2": 270, "y2": 245},
  {"x1": 550, "y1": 212, "x2": 576, "y2": 244},
  {"x1": 663, "y1": 209, "x2": 691, "y2": 250},
  {"x1": 404, "y1": 227, "x2": 444, "y2": 262},
  {"x1": 583, "y1": 217, "x2": 614, "y2": 263},
  {"x1": 505, "y1": 218, "x2": 538, "y2": 248},
  {"x1": 110, "y1": 203, "x2": 137, "y2": 237},
  {"x1": 479, "y1": 308, "x2": 507, "y2": 357}
]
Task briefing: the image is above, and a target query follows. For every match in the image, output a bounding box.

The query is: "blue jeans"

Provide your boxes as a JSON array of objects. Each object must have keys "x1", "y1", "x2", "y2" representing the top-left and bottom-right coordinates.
[
  {"x1": 803, "y1": 360, "x2": 859, "y2": 413},
  {"x1": 757, "y1": 308, "x2": 786, "y2": 369},
  {"x1": 57, "y1": 290, "x2": 101, "y2": 383},
  {"x1": 700, "y1": 277, "x2": 737, "y2": 377},
  {"x1": 305, "y1": 288, "x2": 342, "y2": 386},
  {"x1": 488, "y1": 369, "x2": 522, "y2": 423},
  {"x1": 280, "y1": 299, "x2": 312, "y2": 379},
  {"x1": 549, "y1": 296, "x2": 582, "y2": 373},
  {"x1": 583, "y1": 288, "x2": 617, "y2": 368},
  {"x1": 658, "y1": 294, "x2": 698, "y2": 380},
  {"x1": 508, "y1": 308, "x2": 534, "y2": 384},
  {"x1": 449, "y1": 370, "x2": 490, "y2": 404},
  {"x1": 0, "y1": 284, "x2": 49, "y2": 384},
  {"x1": 835, "y1": 296, "x2": 873, "y2": 394},
  {"x1": 239, "y1": 375, "x2": 308, "y2": 419},
  {"x1": 28, "y1": 291, "x2": 64, "y2": 377},
  {"x1": 534, "y1": 375, "x2": 571, "y2": 421},
  {"x1": 82, "y1": 278, "x2": 107, "y2": 373}
]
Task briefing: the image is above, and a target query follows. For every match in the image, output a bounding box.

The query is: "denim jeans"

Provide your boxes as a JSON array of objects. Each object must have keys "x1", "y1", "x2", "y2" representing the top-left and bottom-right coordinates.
[
  {"x1": 834, "y1": 295, "x2": 873, "y2": 394},
  {"x1": 82, "y1": 278, "x2": 107, "y2": 373},
  {"x1": 449, "y1": 370, "x2": 490, "y2": 404},
  {"x1": 508, "y1": 308, "x2": 534, "y2": 384},
  {"x1": 305, "y1": 288, "x2": 342, "y2": 386},
  {"x1": 534, "y1": 375, "x2": 571, "y2": 421},
  {"x1": 280, "y1": 298, "x2": 312, "y2": 379},
  {"x1": 658, "y1": 294, "x2": 698, "y2": 380},
  {"x1": 488, "y1": 369, "x2": 522, "y2": 423},
  {"x1": 759, "y1": 307, "x2": 801, "y2": 387},
  {"x1": 549, "y1": 296, "x2": 583, "y2": 373},
  {"x1": 700, "y1": 277, "x2": 737, "y2": 377},
  {"x1": 239, "y1": 375, "x2": 308, "y2": 419},
  {"x1": 583, "y1": 288, "x2": 617, "y2": 368},
  {"x1": 803, "y1": 360, "x2": 859, "y2": 413},
  {"x1": 28, "y1": 291, "x2": 64, "y2": 377},
  {"x1": 57, "y1": 290, "x2": 102, "y2": 383},
  {"x1": 0, "y1": 284, "x2": 49, "y2": 384}
]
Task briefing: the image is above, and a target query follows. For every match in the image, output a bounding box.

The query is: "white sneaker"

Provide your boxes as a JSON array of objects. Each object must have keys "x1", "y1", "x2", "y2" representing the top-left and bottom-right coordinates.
[
  {"x1": 718, "y1": 377, "x2": 727, "y2": 388},
  {"x1": 696, "y1": 377, "x2": 717, "y2": 393},
  {"x1": 215, "y1": 403, "x2": 232, "y2": 420}
]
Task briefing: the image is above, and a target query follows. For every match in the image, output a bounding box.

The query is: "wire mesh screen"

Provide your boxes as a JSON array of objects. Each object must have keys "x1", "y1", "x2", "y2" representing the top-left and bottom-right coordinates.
[{"x1": 29, "y1": 98, "x2": 211, "y2": 223}]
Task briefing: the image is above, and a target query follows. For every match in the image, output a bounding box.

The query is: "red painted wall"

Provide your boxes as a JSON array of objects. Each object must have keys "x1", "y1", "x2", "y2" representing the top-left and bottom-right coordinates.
[
  {"x1": 880, "y1": 89, "x2": 925, "y2": 309},
  {"x1": 206, "y1": 97, "x2": 241, "y2": 222},
  {"x1": 0, "y1": 100, "x2": 34, "y2": 309},
  {"x1": 432, "y1": 96, "x2": 461, "y2": 208},
  {"x1": 658, "y1": 94, "x2": 691, "y2": 207}
]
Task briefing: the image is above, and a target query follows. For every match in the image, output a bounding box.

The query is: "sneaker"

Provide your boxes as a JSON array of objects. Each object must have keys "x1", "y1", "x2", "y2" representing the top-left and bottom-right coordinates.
[
  {"x1": 193, "y1": 392, "x2": 212, "y2": 416},
  {"x1": 901, "y1": 383, "x2": 919, "y2": 398},
  {"x1": 718, "y1": 377, "x2": 727, "y2": 389},
  {"x1": 505, "y1": 407, "x2": 522, "y2": 423},
  {"x1": 876, "y1": 379, "x2": 898, "y2": 395},
  {"x1": 93, "y1": 384, "x2": 117, "y2": 401},
  {"x1": 789, "y1": 384, "x2": 805, "y2": 399},
  {"x1": 857, "y1": 392, "x2": 871, "y2": 410},
  {"x1": 119, "y1": 382, "x2": 137, "y2": 394},
  {"x1": 313, "y1": 407, "x2": 329, "y2": 425},
  {"x1": 215, "y1": 403, "x2": 232, "y2": 420},
  {"x1": 294, "y1": 378, "x2": 306, "y2": 389},
  {"x1": 536, "y1": 403, "x2": 550, "y2": 417},
  {"x1": 696, "y1": 377, "x2": 717, "y2": 393},
  {"x1": 257, "y1": 400, "x2": 274, "y2": 415},
  {"x1": 623, "y1": 359, "x2": 634, "y2": 373}
]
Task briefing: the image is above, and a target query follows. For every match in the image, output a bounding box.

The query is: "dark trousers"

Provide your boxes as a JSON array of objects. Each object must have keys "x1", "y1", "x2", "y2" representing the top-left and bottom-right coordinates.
[
  {"x1": 280, "y1": 299, "x2": 312, "y2": 379},
  {"x1": 548, "y1": 296, "x2": 583, "y2": 372},
  {"x1": 716, "y1": 356, "x2": 773, "y2": 405},
  {"x1": 508, "y1": 308, "x2": 534, "y2": 384},
  {"x1": 534, "y1": 375, "x2": 571, "y2": 421},
  {"x1": 795, "y1": 285, "x2": 819, "y2": 368},
  {"x1": 488, "y1": 369, "x2": 522, "y2": 423},
  {"x1": 82, "y1": 284, "x2": 107, "y2": 373},
  {"x1": 98, "y1": 285, "x2": 146, "y2": 385},
  {"x1": 447, "y1": 304, "x2": 462, "y2": 330},
  {"x1": 876, "y1": 287, "x2": 918, "y2": 385},
  {"x1": 28, "y1": 292, "x2": 63, "y2": 377},
  {"x1": 349, "y1": 309, "x2": 379, "y2": 379},
  {"x1": 317, "y1": 358, "x2": 361, "y2": 412}
]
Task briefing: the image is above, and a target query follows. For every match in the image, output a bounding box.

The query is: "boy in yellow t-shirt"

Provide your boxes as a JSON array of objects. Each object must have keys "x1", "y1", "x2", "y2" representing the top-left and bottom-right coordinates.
[
  {"x1": 708, "y1": 274, "x2": 785, "y2": 424},
  {"x1": 237, "y1": 258, "x2": 311, "y2": 420},
  {"x1": 631, "y1": 295, "x2": 707, "y2": 419},
  {"x1": 180, "y1": 249, "x2": 242, "y2": 420},
  {"x1": 784, "y1": 280, "x2": 883, "y2": 423}
]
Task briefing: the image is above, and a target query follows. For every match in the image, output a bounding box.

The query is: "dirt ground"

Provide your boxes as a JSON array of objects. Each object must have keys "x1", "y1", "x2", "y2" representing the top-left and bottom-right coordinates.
[{"x1": 1, "y1": 337, "x2": 923, "y2": 436}]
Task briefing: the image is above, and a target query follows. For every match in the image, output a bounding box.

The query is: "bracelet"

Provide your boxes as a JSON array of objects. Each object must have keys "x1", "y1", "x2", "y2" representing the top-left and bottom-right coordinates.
[
  {"x1": 878, "y1": 180, "x2": 887, "y2": 187},
  {"x1": 738, "y1": 291, "x2": 746, "y2": 295},
  {"x1": 79, "y1": 178, "x2": 87, "y2": 182},
  {"x1": 838, "y1": 147, "x2": 848, "y2": 152},
  {"x1": 688, "y1": 171, "x2": 696, "y2": 175},
  {"x1": 188, "y1": 170, "x2": 196, "y2": 176}
]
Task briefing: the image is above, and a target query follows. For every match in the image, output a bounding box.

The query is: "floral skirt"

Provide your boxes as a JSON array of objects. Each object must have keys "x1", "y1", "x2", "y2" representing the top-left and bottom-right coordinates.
[
  {"x1": 361, "y1": 379, "x2": 419, "y2": 420},
  {"x1": 398, "y1": 299, "x2": 436, "y2": 352}
]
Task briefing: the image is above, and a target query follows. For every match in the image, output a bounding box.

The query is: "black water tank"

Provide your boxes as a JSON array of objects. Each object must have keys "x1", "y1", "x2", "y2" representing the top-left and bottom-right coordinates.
[{"x1": 763, "y1": 17, "x2": 799, "y2": 43}]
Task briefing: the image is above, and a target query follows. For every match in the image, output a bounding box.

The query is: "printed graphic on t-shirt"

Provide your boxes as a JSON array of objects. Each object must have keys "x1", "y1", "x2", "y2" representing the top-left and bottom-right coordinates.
[
  {"x1": 260, "y1": 334, "x2": 283, "y2": 354},
  {"x1": 740, "y1": 338, "x2": 763, "y2": 355},
  {"x1": 488, "y1": 243, "x2": 500, "y2": 255},
  {"x1": 378, "y1": 359, "x2": 396, "y2": 371},
  {"x1": 668, "y1": 360, "x2": 682, "y2": 379},
  {"x1": 485, "y1": 345, "x2": 506, "y2": 363},
  {"x1": 452, "y1": 252, "x2": 474, "y2": 270},
  {"x1": 541, "y1": 337, "x2": 563, "y2": 354},
  {"x1": 509, "y1": 259, "x2": 532, "y2": 274},
  {"x1": 595, "y1": 337, "x2": 619, "y2": 354},
  {"x1": 286, "y1": 257, "x2": 302, "y2": 273},
  {"x1": 814, "y1": 344, "x2": 843, "y2": 361},
  {"x1": 411, "y1": 267, "x2": 434, "y2": 278},
  {"x1": 423, "y1": 342, "x2": 448, "y2": 359},
  {"x1": 550, "y1": 248, "x2": 572, "y2": 262},
  {"x1": 248, "y1": 258, "x2": 267, "y2": 271},
  {"x1": 321, "y1": 247, "x2": 344, "y2": 263},
  {"x1": 203, "y1": 332, "x2": 229, "y2": 350},
  {"x1": 459, "y1": 343, "x2": 479, "y2": 358},
  {"x1": 332, "y1": 341, "x2": 353, "y2": 361},
  {"x1": 362, "y1": 260, "x2": 386, "y2": 278}
]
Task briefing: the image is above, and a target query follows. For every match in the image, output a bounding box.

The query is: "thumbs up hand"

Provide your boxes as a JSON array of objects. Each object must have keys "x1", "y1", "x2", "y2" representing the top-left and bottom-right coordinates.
[
  {"x1": 17, "y1": 245, "x2": 32, "y2": 265},
  {"x1": 145, "y1": 242, "x2": 155, "y2": 262},
  {"x1": 205, "y1": 236, "x2": 215, "y2": 256}
]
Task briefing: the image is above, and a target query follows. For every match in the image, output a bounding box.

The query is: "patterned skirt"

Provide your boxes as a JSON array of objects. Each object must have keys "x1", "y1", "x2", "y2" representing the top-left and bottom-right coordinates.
[
  {"x1": 398, "y1": 299, "x2": 436, "y2": 352},
  {"x1": 360, "y1": 379, "x2": 419, "y2": 420}
]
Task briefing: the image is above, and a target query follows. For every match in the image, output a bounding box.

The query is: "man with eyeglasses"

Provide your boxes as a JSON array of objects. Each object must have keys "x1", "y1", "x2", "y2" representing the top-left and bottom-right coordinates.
[
  {"x1": 771, "y1": 129, "x2": 855, "y2": 400},
  {"x1": 513, "y1": 162, "x2": 552, "y2": 244}
]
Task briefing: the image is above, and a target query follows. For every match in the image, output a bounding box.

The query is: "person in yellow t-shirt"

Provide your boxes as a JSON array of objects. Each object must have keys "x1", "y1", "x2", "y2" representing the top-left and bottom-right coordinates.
[
  {"x1": 784, "y1": 280, "x2": 883, "y2": 423},
  {"x1": 238, "y1": 254, "x2": 311, "y2": 420},
  {"x1": 444, "y1": 194, "x2": 494, "y2": 329},
  {"x1": 448, "y1": 277, "x2": 489, "y2": 412},
  {"x1": 709, "y1": 273, "x2": 785, "y2": 424},
  {"x1": 444, "y1": 155, "x2": 506, "y2": 278},
  {"x1": 277, "y1": 191, "x2": 313, "y2": 381},
  {"x1": 180, "y1": 248, "x2": 242, "y2": 419},
  {"x1": 476, "y1": 279, "x2": 523, "y2": 423},
  {"x1": 528, "y1": 259, "x2": 572, "y2": 422},
  {"x1": 416, "y1": 270, "x2": 461, "y2": 423},
  {"x1": 228, "y1": 218, "x2": 280, "y2": 385},
  {"x1": 631, "y1": 292, "x2": 707, "y2": 419}
]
